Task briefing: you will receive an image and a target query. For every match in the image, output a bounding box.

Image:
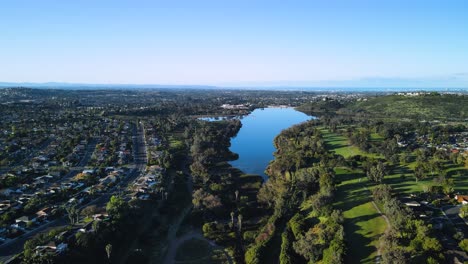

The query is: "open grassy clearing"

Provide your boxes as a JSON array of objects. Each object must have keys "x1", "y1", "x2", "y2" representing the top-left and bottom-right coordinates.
[
  {"x1": 169, "y1": 135, "x2": 185, "y2": 150},
  {"x1": 334, "y1": 168, "x2": 387, "y2": 264}
]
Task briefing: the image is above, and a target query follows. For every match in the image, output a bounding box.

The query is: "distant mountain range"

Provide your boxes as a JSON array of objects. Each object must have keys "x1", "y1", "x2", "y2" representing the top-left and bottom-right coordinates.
[
  {"x1": 0, "y1": 82, "x2": 217, "y2": 90},
  {"x1": 0, "y1": 79, "x2": 467, "y2": 92}
]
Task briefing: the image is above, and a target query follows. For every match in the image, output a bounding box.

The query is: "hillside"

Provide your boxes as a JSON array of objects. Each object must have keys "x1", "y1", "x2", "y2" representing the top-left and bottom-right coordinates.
[{"x1": 352, "y1": 93, "x2": 468, "y2": 121}]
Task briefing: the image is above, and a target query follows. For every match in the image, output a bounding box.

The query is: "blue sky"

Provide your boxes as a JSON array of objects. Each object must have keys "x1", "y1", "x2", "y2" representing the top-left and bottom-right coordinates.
[{"x1": 1, "y1": 0, "x2": 468, "y2": 87}]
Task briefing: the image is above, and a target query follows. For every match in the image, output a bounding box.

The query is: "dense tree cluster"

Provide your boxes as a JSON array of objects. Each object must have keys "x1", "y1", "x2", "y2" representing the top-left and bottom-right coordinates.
[
  {"x1": 372, "y1": 185, "x2": 444, "y2": 263},
  {"x1": 246, "y1": 122, "x2": 345, "y2": 264}
]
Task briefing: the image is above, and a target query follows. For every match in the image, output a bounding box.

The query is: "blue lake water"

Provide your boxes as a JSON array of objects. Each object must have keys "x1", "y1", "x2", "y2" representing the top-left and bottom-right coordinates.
[{"x1": 229, "y1": 107, "x2": 313, "y2": 180}]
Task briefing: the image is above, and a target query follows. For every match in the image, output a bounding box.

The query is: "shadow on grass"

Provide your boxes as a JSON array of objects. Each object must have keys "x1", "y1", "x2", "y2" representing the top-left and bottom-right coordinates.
[{"x1": 344, "y1": 213, "x2": 382, "y2": 264}]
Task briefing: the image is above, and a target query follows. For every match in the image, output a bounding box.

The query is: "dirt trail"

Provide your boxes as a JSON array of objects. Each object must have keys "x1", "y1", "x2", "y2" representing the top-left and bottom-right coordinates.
[{"x1": 164, "y1": 230, "x2": 233, "y2": 264}]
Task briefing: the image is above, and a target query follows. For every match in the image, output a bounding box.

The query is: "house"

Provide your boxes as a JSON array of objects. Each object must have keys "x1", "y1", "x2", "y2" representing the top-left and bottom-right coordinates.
[
  {"x1": 404, "y1": 201, "x2": 421, "y2": 207},
  {"x1": 35, "y1": 241, "x2": 68, "y2": 255},
  {"x1": 12, "y1": 216, "x2": 35, "y2": 229},
  {"x1": 78, "y1": 222, "x2": 94, "y2": 233},
  {"x1": 92, "y1": 213, "x2": 109, "y2": 221},
  {"x1": 455, "y1": 195, "x2": 468, "y2": 205},
  {"x1": 36, "y1": 207, "x2": 54, "y2": 220},
  {"x1": 0, "y1": 200, "x2": 12, "y2": 212},
  {"x1": 99, "y1": 175, "x2": 117, "y2": 185},
  {"x1": 82, "y1": 169, "x2": 95, "y2": 175},
  {"x1": 134, "y1": 193, "x2": 151, "y2": 200},
  {"x1": 16, "y1": 215, "x2": 35, "y2": 224}
]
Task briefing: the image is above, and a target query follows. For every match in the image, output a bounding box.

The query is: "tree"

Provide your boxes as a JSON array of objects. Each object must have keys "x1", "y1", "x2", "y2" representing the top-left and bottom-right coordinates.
[
  {"x1": 322, "y1": 239, "x2": 345, "y2": 264},
  {"x1": 105, "y1": 243, "x2": 113, "y2": 260},
  {"x1": 459, "y1": 239, "x2": 468, "y2": 252},
  {"x1": 461, "y1": 205, "x2": 468, "y2": 218},
  {"x1": 65, "y1": 203, "x2": 80, "y2": 225},
  {"x1": 442, "y1": 178, "x2": 454, "y2": 195},
  {"x1": 414, "y1": 164, "x2": 426, "y2": 182},
  {"x1": 81, "y1": 205, "x2": 98, "y2": 218},
  {"x1": 75, "y1": 232, "x2": 92, "y2": 249},
  {"x1": 192, "y1": 189, "x2": 205, "y2": 209},
  {"x1": 204, "y1": 194, "x2": 221, "y2": 209},
  {"x1": 106, "y1": 195, "x2": 129, "y2": 223},
  {"x1": 422, "y1": 237, "x2": 442, "y2": 252},
  {"x1": 367, "y1": 162, "x2": 386, "y2": 183},
  {"x1": 372, "y1": 184, "x2": 392, "y2": 203},
  {"x1": 92, "y1": 220, "x2": 100, "y2": 233},
  {"x1": 279, "y1": 229, "x2": 293, "y2": 264},
  {"x1": 293, "y1": 228, "x2": 321, "y2": 262},
  {"x1": 230, "y1": 211, "x2": 235, "y2": 226},
  {"x1": 238, "y1": 214, "x2": 243, "y2": 232},
  {"x1": 400, "y1": 152, "x2": 411, "y2": 164},
  {"x1": 257, "y1": 181, "x2": 275, "y2": 208},
  {"x1": 192, "y1": 189, "x2": 222, "y2": 210}
]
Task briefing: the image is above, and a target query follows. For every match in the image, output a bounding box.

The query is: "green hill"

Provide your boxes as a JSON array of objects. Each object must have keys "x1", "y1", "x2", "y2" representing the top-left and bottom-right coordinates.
[{"x1": 352, "y1": 93, "x2": 468, "y2": 120}]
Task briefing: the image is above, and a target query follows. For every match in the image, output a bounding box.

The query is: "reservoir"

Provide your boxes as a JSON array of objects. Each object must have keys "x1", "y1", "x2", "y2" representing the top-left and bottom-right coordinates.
[{"x1": 229, "y1": 107, "x2": 313, "y2": 180}]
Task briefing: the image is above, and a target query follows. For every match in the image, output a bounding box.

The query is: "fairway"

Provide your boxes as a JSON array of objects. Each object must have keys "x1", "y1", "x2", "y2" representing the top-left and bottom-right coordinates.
[
  {"x1": 334, "y1": 168, "x2": 387, "y2": 264},
  {"x1": 384, "y1": 163, "x2": 468, "y2": 195},
  {"x1": 320, "y1": 128, "x2": 381, "y2": 159}
]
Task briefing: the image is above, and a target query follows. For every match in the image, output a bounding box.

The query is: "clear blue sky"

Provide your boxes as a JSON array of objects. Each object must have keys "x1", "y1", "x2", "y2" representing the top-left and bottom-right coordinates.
[{"x1": 1, "y1": 0, "x2": 468, "y2": 87}]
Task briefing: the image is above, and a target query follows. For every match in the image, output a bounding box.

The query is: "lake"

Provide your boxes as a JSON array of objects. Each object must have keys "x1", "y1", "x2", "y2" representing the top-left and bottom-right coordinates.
[{"x1": 229, "y1": 107, "x2": 313, "y2": 180}]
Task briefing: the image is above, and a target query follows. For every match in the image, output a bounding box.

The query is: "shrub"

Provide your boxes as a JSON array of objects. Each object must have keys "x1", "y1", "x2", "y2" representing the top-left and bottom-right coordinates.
[
  {"x1": 288, "y1": 214, "x2": 305, "y2": 239},
  {"x1": 459, "y1": 239, "x2": 468, "y2": 252},
  {"x1": 243, "y1": 230, "x2": 257, "y2": 242}
]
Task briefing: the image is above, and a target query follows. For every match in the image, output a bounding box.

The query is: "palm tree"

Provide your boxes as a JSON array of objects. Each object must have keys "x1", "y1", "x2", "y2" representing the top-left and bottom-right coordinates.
[
  {"x1": 92, "y1": 220, "x2": 100, "y2": 233},
  {"x1": 237, "y1": 214, "x2": 243, "y2": 232},
  {"x1": 230, "y1": 211, "x2": 235, "y2": 226},
  {"x1": 65, "y1": 203, "x2": 80, "y2": 225},
  {"x1": 105, "y1": 243, "x2": 112, "y2": 260}
]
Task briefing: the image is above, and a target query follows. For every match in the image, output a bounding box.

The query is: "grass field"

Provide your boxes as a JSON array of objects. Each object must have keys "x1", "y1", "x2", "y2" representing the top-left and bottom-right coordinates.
[
  {"x1": 320, "y1": 128, "x2": 381, "y2": 159},
  {"x1": 333, "y1": 168, "x2": 387, "y2": 264},
  {"x1": 320, "y1": 127, "x2": 468, "y2": 195},
  {"x1": 320, "y1": 127, "x2": 388, "y2": 263},
  {"x1": 319, "y1": 126, "x2": 468, "y2": 263},
  {"x1": 169, "y1": 135, "x2": 185, "y2": 150},
  {"x1": 384, "y1": 162, "x2": 468, "y2": 195}
]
